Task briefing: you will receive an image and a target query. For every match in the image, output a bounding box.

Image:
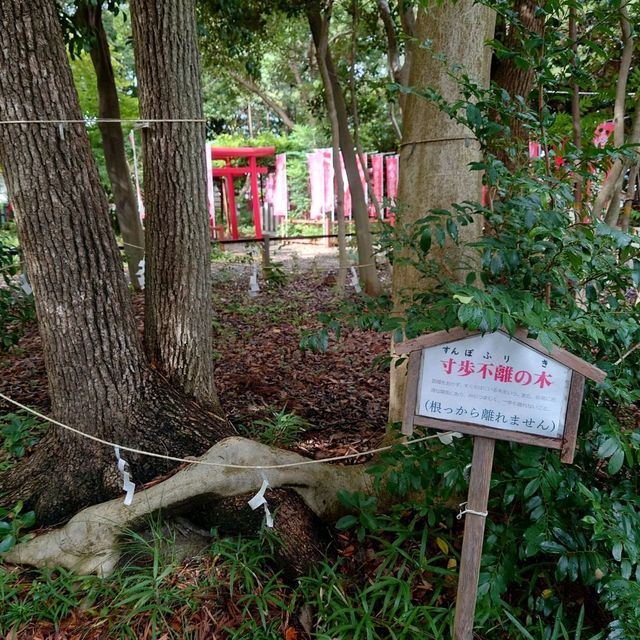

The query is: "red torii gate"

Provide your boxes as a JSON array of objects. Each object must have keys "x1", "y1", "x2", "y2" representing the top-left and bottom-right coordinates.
[{"x1": 212, "y1": 146, "x2": 275, "y2": 240}]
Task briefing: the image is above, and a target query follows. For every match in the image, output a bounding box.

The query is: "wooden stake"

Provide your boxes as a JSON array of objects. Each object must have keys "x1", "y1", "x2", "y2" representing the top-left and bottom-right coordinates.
[
  {"x1": 453, "y1": 437, "x2": 495, "y2": 640},
  {"x1": 261, "y1": 234, "x2": 271, "y2": 277}
]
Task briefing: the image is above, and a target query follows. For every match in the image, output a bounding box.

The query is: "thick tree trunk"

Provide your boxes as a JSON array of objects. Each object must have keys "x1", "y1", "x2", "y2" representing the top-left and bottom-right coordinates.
[
  {"x1": 130, "y1": 0, "x2": 220, "y2": 408},
  {"x1": 76, "y1": 2, "x2": 146, "y2": 289},
  {"x1": 388, "y1": 2, "x2": 495, "y2": 423},
  {"x1": 0, "y1": 0, "x2": 231, "y2": 525},
  {"x1": 0, "y1": 3, "x2": 327, "y2": 574},
  {"x1": 307, "y1": 4, "x2": 382, "y2": 297}
]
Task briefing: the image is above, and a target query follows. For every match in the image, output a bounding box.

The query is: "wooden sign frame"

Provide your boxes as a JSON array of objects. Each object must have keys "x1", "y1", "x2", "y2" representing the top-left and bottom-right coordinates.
[
  {"x1": 397, "y1": 327, "x2": 606, "y2": 464},
  {"x1": 396, "y1": 327, "x2": 606, "y2": 640}
]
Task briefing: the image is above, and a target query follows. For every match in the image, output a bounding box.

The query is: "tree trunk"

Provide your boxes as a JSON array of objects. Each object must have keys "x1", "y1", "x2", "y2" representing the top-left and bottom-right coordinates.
[
  {"x1": 0, "y1": 3, "x2": 327, "y2": 574},
  {"x1": 491, "y1": 0, "x2": 544, "y2": 169},
  {"x1": 388, "y1": 2, "x2": 495, "y2": 423},
  {"x1": 76, "y1": 2, "x2": 146, "y2": 289},
  {"x1": 310, "y1": 3, "x2": 348, "y2": 290},
  {"x1": 377, "y1": 0, "x2": 414, "y2": 120},
  {"x1": 307, "y1": 4, "x2": 382, "y2": 297},
  {"x1": 569, "y1": 5, "x2": 583, "y2": 215},
  {"x1": 130, "y1": 0, "x2": 220, "y2": 408},
  {"x1": 600, "y1": 4, "x2": 634, "y2": 227},
  {"x1": 0, "y1": 0, "x2": 231, "y2": 525}
]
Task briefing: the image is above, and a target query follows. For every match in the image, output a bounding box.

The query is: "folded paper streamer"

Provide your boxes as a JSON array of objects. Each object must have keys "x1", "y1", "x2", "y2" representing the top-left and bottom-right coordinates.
[
  {"x1": 438, "y1": 431, "x2": 463, "y2": 446},
  {"x1": 248, "y1": 477, "x2": 274, "y2": 528},
  {"x1": 349, "y1": 266, "x2": 362, "y2": 293},
  {"x1": 248, "y1": 264, "x2": 260, "y2": 298},
  {"x1": 136, "y1": 259, "x2": 145, "y2": 289},
  {"x1": 114, "y1": 446, "x2": 136, "y2": 506},
  {"x1": 19, "y1": 274, "x2": 33, "y2": 296}
]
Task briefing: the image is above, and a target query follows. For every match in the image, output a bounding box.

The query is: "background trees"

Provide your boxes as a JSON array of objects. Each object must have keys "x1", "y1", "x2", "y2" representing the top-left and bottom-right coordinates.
[{"x1": 0, "y1": 0, "x2": 231, "y2": 523}]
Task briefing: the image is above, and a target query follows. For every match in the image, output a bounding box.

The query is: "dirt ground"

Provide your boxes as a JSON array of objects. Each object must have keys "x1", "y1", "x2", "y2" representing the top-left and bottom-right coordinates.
[{"x1": 0, "y1": 243, "x2": 392, "y2": 460}]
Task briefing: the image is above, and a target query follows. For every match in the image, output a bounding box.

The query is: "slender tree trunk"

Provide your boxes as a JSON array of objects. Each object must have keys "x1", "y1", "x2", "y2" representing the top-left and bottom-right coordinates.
[
  {"x1": 312, "y1": 3, "x2": 348, "y2": 290},
  {"x1": 569, "y1": 5, "x2": 583, "y2": 215},
  {"x1": 377, "y1": 0, "x2": 414, "y2": 118},
  {"x1": 388, "y1": 2, "x2": 495, "y2": 423},
  {"x1": 307, "y1": 3, "x2": 381, "y2": 297},
  {"x1": 597, "y1": 4, "x2": 634, "y2": 225},
  {"x1": 0, "y1": 0, "x2": 231, "y2": 525},
  {"x1": 349, "y1": 0, "x2": 382, "y2": 219},
  {"x1": 76, "y1": 2, "x2": 146, "y2": 289},
  {"x1": 130, "y1": 0, "x2": 220, "y2": 408},
  {"x1": 620, "y1": 165, "x2": 638, "y2": 232}
]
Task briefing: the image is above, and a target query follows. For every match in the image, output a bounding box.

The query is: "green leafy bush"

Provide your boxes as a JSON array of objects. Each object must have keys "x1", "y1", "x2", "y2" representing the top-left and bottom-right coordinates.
[{"x1": 0, "y1": 233, "x2": 34, "y2": 349}]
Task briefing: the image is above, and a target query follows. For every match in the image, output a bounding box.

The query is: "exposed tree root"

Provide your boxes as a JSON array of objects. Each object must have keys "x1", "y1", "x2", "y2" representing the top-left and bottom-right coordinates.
[
  {"x1": 0, "y1": 373, "x2": 234, "y2": 525},
  {"x1": 2, "y1": 437, "x2": 373, "y2": 576}
]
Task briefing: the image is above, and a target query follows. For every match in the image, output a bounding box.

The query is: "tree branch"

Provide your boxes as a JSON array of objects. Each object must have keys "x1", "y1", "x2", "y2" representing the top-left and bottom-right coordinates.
[{"x1": 226, "y1": 69, "x2": 296, "y2": 131}]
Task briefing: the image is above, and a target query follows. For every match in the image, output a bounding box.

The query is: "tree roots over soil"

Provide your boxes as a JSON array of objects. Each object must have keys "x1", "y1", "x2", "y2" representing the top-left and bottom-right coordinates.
[
  {"x1": 2, "y1": 437, "x2": 373, "y2": 578},
  {"x1": 0, "y1": 373, "x2": 234, "y2": 526}
]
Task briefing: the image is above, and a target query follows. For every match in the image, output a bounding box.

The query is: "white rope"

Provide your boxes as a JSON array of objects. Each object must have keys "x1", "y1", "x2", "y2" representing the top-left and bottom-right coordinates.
[
  {"x1": 456, "y1": 501, "x2": 488, "y2": 520},
  {"x1": 0, "y1": 118, "x2": 205, "y2": 125},
  {"x1": 0, "y1": 391, "x2": 455, "y2": 470}
]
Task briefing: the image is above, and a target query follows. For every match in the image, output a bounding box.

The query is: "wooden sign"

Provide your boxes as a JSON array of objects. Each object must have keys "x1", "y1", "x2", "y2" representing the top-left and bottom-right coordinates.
[{"x1": 396, "y1": 327, "x2": 606, "y2": 640}]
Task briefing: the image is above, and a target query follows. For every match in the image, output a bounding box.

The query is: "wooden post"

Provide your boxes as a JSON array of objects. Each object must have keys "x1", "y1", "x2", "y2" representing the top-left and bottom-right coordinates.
[
  {"x1": 261, "y1": 234, "x2": 271, "y2": 277},
  {"x1": 453, "y1": 436, "x2": 496, "y2": 640}
]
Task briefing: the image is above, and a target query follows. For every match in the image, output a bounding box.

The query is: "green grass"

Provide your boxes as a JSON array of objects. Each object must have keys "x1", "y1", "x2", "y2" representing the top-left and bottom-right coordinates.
[
  {"x1": 239, "y1": 406, "x2": 308, "y2": 447},
  {"x1": 0, "y1": 505, "x2": 612, "y2": 639}
]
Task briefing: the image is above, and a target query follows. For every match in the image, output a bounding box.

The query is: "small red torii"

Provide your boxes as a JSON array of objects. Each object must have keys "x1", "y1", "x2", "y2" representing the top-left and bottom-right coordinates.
[{"x1": 212, "y1": 146, "x2": 275, "y2": 240}]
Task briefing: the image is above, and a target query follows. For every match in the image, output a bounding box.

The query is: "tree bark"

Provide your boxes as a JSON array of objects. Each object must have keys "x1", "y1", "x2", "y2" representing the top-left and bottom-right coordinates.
[
  {"x1": 76, "y1": 2, "x2": 146, "y2": 289},
  {"x1": 0, "y1": 5, "x2": 329, "y2": 578},
  {"x1": 0, "y1": 0, "x2": 231, "y2": 525},
  {"x1": 377, "y1": 0, "x2": 413, "y2": 120},
  {"x1": 307, "y1": 3, "x2": 382, "y2": 297},
  {"x1": 388, "y1": 2, "x2": 495, "y2": 423},
  {"x1": 600, "y1": 4, "x2": 634, "y2": 227},
  {"x1": 130, "y1": 0, "x2": 220, "y2": 408},
  {"x1": 569, "y1": 5, "x2": 583, "y2": 215},
  {"x1": 491, "y1": 0, "x2": 544, "y2": 169}
]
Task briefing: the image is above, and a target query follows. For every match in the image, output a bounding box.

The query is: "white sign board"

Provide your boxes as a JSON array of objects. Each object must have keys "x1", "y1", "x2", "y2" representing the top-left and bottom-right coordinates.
[{"x1": 417, "y1": 332, "x2": 572, "y2": 439}]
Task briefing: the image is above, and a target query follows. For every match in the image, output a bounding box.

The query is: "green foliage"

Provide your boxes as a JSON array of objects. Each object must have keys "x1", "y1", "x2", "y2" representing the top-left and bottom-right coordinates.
[
  {"x1": 0, "y1": 501, "x2": 35, "y2": 554},
  {"x1": 0, "y1": 412, "x2": 47, "y2": 464},
  {"x1": 0, "y1": 231, "x2": 35, "y2": 349},
  {"x1": 332, "y1": 4, "x2": 640, "y2": 634},
  {"x1": 0, "y1": 412, "x2": 45, "y2": 552}
]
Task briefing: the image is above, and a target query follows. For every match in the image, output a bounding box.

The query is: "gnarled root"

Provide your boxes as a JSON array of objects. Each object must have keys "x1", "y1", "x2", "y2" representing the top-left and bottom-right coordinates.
[{"x1": 2, "y1": 437, "x2": 373, "y2": 576}]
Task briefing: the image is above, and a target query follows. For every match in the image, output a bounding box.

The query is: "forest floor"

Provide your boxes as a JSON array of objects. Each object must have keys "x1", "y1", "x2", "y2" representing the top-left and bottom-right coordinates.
[
  {"x1": 0, "y1": 240, "x2": 392, "y2": 458},
  {"x1": 0, "y1": 249, "x2": 422, "y2": 640},
  {"x1": 0, "y1": 245, "x2": 612, "y2": 639}
]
